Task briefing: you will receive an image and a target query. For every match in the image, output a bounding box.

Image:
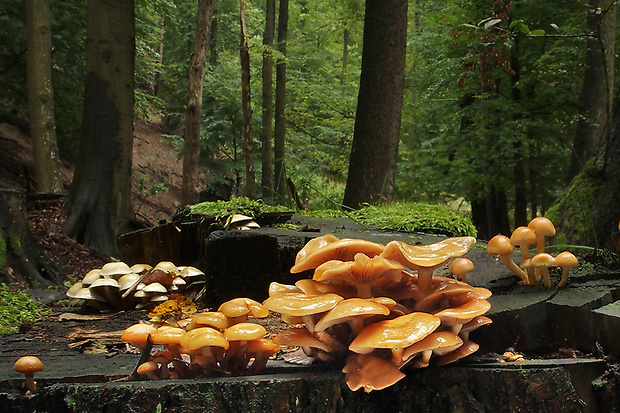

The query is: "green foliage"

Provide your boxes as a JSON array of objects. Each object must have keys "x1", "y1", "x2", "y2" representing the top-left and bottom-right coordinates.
[
  {"x1": 350, "y1": 202, "x2": 477, "y2": 237},
  {"x1": 0, "y1": 285, "x2": 50, "y2": 335},
  {"x1": 189, "y1": 197, "x2": 292, "y2": 219}
]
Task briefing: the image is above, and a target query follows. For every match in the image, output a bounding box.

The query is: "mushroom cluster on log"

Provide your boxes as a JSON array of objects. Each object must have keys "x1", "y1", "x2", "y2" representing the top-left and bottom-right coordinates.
[
  {"x1": 121, "y1": 297, "x2": 279, "y2": 378},
  {"x1": 66, "y1": 261, "x2": 205, "y2": 310},
  {"x1": 487, "y1": 217, "x2": 579, "y2": 287},
  {"x1": 265, "y1": 234, "x2": 492, "y2": 392}
]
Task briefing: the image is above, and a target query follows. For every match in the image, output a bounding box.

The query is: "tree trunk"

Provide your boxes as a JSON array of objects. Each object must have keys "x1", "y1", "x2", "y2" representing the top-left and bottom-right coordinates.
[
  {"x1": 239, "y1": 0, "x2": 255, "y2": 198},
  {"x1": 342, "y1": 0, "x2": 408, "y2": 209},
  {"x1": 26, "y1": 0, "x2": 63, "y2": 193},
  {"x1": 261, "y1": 0, "x2": 275, "y2": 203},
  {"x1": 341, "y1": 27, "x2": 348, "y2": 89},
  {"x1": 182, "y1": 0, "x2": 217, "y2": 206},
  {"x1": 274, "y1": 0, "x2": 288, "y2": 201},
  {"x1": 64, "y1": 0, "x2": 135, "y2": 257},
  {"x1": 566, "y1": 0, "x2": 616, "y2": 181}
]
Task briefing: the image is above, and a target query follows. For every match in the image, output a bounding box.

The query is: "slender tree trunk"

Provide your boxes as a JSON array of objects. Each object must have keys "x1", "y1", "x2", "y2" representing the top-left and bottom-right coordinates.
[
  {"x1": 64, "y1": 0, "x2": 135, "y2": 257},
  {"x1": 341, "y1": 28, "x2": 348, "y2": 89},
  {"x1": 343, "y1": 0, "x2": 408, "y2": 209},
  {"x1": 240, "y1": 0, "x2": 255, "y2": 198},
  {"x1": 261, "y1": 0, "x2": 275, "y2": 203},
  {"x1": 274, "y1": 0, "x2": 288, "y2": 200},
  {"x1": 26, "y1": 0, "x2": 63, "y2": 193},
  {"x1": 182, "y1": 0, "x2": 217, "y2": 206},
  {"x1": 567, "y1": 0, "x2": 616, "y2": 181}
]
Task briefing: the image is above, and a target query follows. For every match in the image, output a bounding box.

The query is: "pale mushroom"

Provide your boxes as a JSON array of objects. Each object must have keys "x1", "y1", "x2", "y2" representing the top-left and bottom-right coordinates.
[
  {"x1": 487, "y1": 235, "x2": 528, "y2": 284},
  {"x1": 554, "y1": 251, "x2": 578, "y2": 288},
  {"x1": 81, "y1": 269, "x2": 103, "y2": 286},
  {"x1": 89, "y1": 278, "x2": 122, "y2": 309},
  {"x1": 100, "y1": 261, "x2": 133, "y2": 279}
]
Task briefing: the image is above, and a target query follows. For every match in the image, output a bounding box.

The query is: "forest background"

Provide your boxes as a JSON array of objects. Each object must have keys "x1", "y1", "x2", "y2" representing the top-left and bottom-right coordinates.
[{"x1": 1, "y1": 0, "x2": 619, "y2": 259}]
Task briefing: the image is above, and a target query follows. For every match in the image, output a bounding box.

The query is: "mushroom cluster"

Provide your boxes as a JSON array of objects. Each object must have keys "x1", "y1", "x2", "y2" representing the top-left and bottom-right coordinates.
[
  {"x1": 487, "y1": 217, "x2": 578, "y2": 287},
  {"x1": 66, "y1": 261, "x2": 205, "y2": 310},
  {"x1": 265, "y1": 234, "x2": 492, "y2": 392},
  {"x1": 122, "y1": 297, "x2": 280, "y2": 379}
]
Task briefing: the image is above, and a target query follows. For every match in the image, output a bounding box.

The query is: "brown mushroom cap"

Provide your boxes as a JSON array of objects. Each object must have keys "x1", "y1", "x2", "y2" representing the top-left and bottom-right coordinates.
[
  {"x1": 218, "y1": 297, "x2": 269, "y2": 321},
  {"x1": 402, "y1": 331, "x2": 463, "y2": 366},
  {"x1": 313, "y1": 253, "x2": 405, "y2": 298},
  {"x1": 433, "y1": 299, "x2": 492, "y2": 328},
  {"x1": 136, "y1": 361, "x2": 159, "y2": 379},
  {"x1": 433, "y1": 340, "x2": 479, "y2": 366},
  {"x1": 555, "y1": 251, "x2": 579, "y2": 288},
  {"x1": 349, "y1": 312, "x2": 441, "y2": 355},
  {"x1": 121, "y1": 323, "x2": 157, "y2": 348},
  {"x1": 290, "y1": 238, "x2": 385, "y2": 274},
  {"x1": 263, "y1": 292, "x2": 343, "y2": 317},
  {"x1": 294, "y1": 234, "x2": 340, "y2": 264},
  {"x1": 314, "y1": 298, "x2": 391, "y2": 333},
  {"x1": 449, "y1": 258, "x2": 474, "y2": 282},
  {"x1": 180, "y1": 327, "x2": 229, "y2": 351},
  {"x1": 188, "y1": 311, "x2": 230, "y2": 331},
  {"x1": 459, "y1": 315, "x2": 493, "y2": 341},
  {"x1": 415, "y1": 282, "x2": 491, "y2": 313},
  {"x1": 13, "y1": 356, "x2": 44, "y2": 375},
  {"x1": 342, "y1": 354, "x2": 406, "y2": 393},
  {"x1": 528, "y1": 217, "x2": 556, "y2": 253},
  {"x1": 273, "y1": 327, "x2": 332, "y2": 353},
  {"x1": 224, "y1": 323, "x2": 267, "y2": 341}
]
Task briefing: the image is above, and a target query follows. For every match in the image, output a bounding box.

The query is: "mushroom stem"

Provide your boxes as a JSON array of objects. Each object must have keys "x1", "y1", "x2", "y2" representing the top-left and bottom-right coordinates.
[
  {"x1": 24, "y1": 374, "x2": 38, "y2": 394},
  {"x1": 356, "y1": 283, "x2": 372, "y2": 299},
  {"x1": 499, "y1": 255, "x2": 528, "y2": 284},
  {"x1": 417, "y1": 269, "x2": 434, "y2": 297}
]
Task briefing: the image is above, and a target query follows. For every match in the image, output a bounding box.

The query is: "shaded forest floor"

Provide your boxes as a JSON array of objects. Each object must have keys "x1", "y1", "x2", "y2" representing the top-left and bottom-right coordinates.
[{"x1": 0, "y1": 119, "x2": 183, "y2": 284}]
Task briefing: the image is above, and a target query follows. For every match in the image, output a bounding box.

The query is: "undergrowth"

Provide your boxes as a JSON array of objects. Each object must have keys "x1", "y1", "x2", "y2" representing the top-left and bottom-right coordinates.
[{"x1": 0, "y1": 284, "x2": 50, "y2": 334}]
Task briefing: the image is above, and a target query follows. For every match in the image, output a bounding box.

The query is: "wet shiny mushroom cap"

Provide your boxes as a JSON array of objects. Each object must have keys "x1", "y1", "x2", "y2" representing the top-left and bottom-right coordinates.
[
  {"x1": 349, "y1": 312, "x2": 441, "y2": 355},
  {"x1": 263, "y1": 292, "x2": 343, "y2": 317},
  {"x1": 402, "y1": 331, "x2": 463, "y2": 365},
  {"x1": 13, "y1": 356, "x2": 44, "y2": 375},
  {"x1": 218, "y1": 297, "x2": 269, "y2": 322},
  {"x1": 434, "y1": 340, "x2": 480, "y2": 366},
  {"x1": 290, "y1": 238, "x2": 385, "y2": 274},
  {"x1": 294, "y1": 234, "x2": 340, "y2": 264},
  {"x1": 314, "y1": 298, "x2": 391, "y2": 333},
  {"x1": 381, "y1": 237, "x2": 476, "y2": 269},
  {"x1": 528, "y1": 217, "x2": 556, "y2": 253},
  {"x1": 188, "y1": 311, "x2": 230, "y2": 331},
  {"x1": 273, "y1": 327, "x2": 332, "y2": 352},
  {"x1": 180, "y1": 327, "x2": 229, "y2": 351},
  {"x1": 433, "y1": 299, "x2": 492, "y2": 327},
  {"x1": 313, "y1": 253, "x2": 405, "y2": 298},
  {"x1": 224, "y1": 323, "x2": 267, "y2": 341},
  {"x1": 151, "y1": 326, "x2": 186, "y2": 346},
  {"x1": 121, "y1": 323, "x2": 157, "y2": 348}
]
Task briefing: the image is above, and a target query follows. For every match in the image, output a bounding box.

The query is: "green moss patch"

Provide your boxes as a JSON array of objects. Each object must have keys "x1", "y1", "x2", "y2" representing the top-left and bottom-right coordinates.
[{"x1": 0, "y1": 284, "x2": 50, "y2": 334}]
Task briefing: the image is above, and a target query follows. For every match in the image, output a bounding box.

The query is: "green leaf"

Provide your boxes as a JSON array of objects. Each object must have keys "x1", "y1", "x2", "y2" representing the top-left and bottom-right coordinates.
[{"x1": 530, "y1": 29, "x2": 546, "y2": 36}]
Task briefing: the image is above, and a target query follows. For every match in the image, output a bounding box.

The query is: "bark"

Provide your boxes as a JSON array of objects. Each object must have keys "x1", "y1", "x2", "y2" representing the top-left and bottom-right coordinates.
[
  {"x1": 64, "y1": 0, "x2": 135, "y2": 257},
  {"x1": 567, "y1": 0, "x2": 616, "y2": 181},
  {"x1": 342, "y1": 0, "x2": 408, "y2": 209},
  {"x1": 261, "y1": 0, "x2": 275, "y2": 203},
  {"x1": 26, "y1": 0, "x2": 63, "y2": 193},
  {"x1": 182, "y1": 0, "x2": 217, "y2": 206},
  {"x1": 274, "y1": 0, "x2": 288, "y2": 200},
  {"x1": 239, "y1": 0, "x2": 255, "y2": 198}
]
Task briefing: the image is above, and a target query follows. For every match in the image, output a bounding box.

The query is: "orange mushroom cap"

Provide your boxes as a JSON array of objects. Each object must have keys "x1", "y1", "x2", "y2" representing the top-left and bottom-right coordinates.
[
  {"x1": 121, "y1": 323, "x2": 157, "y2": 348},
  {"x1": 342, "y1": 354, "x2": 406, "y2": 393},
  {"x1": 290, "y1": 238, "x2": 385, "y2": 274}
]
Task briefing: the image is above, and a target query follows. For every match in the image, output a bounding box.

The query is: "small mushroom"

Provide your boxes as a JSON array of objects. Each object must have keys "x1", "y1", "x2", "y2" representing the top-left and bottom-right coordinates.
[
  {"x1": 510, "y1": 226, "x2": 537, "y2": 284},
  {"x1": 81, "y1": 269, "x2": 103, "y2": 286},
  {"x1": 294, "y1": 234, "x2": 340, "y2": 264},
  {"x1": 528, "y1": 217, "x2": 556, "y2": 254},
  {"x1": 218, "y1": 298, "x2": 269, "y2": 324},
  {"x1": 180, "y1": 327, "x2": 229, "y2": 366},
  {"x1": 433, "y1": 299, "x2": 492, "y2": 334},
  {"x1": 245, "y1": 339, "x2": 281, "y2": 375},
  {"x1": 225, "y1": 213, "x2": 260, "y2": 230},
  {"x1": 136, "y1": 361, "x2": 160, "y2": 380},
  {"x1": 449, "y1": 258, "x2": 474, "y2": 283},
  {"x1": 223, "y1": 323, "x2": 268, "y2": 374},
  {"x1": 531, "y1": 252, "x2": 555, "y2": 287},
  {"x1": 121, "y1": 323, "x2": 157, "y2": 351},
  {"x1": 554, "y1": 251, "x2": 578, "y2": 288},
  {"x1": 342, "y1": 354, "x2": 406, "y2": 393},
  {"x1": 314, "y1": 298, "x2": 391, "y2": 336},
  {"x1": 89, "y1": 278, "x2": 122, "y2": 309},
  {"x1": 100, "y1": 261, "x2": 133, "y2": 280},
  {"x1": 459, "y1": 315, "x2": 493, "y2": 341},
  {"x1": 13, "y1": 356, "x2": 44, "y2": 394},
  {"x1": 487, "y1": 235, "x2": 528, "y2": 284},
  {"x1": 188, "y1": 311, "x2": 230, "y2": 331},
  {"x1": 434, "y1": 340, "x2": 479, "y2": 366}
]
